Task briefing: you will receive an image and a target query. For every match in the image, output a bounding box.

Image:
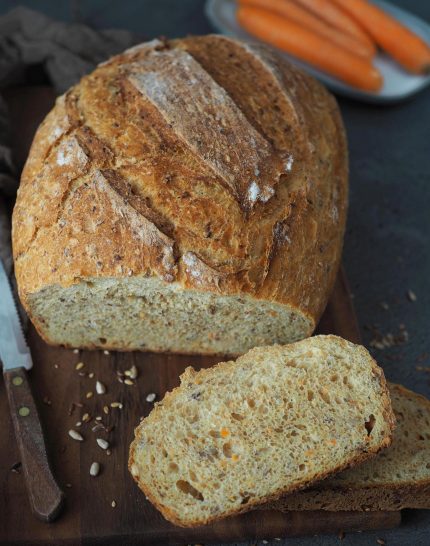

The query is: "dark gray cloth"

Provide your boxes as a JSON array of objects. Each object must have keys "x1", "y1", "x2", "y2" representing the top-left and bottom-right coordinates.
[
  {"x1": 0, "y1": 6, "x2": 137, "y2": 95},
  {"x1": 0, "y1": 6, "x2": 138, "y2": 276}
]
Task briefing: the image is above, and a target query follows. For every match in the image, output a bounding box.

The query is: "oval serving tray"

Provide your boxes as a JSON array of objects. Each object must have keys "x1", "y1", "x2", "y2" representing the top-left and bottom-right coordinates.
[{"x1": 205, "y1": 0, "x2": 430, "y2": 103}]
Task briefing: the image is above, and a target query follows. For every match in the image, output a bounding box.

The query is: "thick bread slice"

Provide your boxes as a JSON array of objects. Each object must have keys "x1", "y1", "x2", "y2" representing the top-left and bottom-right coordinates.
[
  {"x1": 129, "y1": 336, "x2": 394, "y2": 527},
  {"x1": 263, "y1": 384, "x2": 430, "y2": 512}
]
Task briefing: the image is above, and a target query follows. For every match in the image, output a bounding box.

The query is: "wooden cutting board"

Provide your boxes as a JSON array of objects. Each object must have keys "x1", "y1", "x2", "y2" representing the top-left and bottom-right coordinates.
[{"x1": 0, "y1": 87, "x2": 401, "y2": 545}]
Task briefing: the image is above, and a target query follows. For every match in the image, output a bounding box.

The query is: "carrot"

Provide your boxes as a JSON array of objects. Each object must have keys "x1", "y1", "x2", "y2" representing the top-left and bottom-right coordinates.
[
  {"x1": 293, "y1": 0, "x2": 376, "y2": 54},
  {"x1": 331, "y1": 0, "x2": 430, "y2": 74},
  {"x1": 237, "y1": 5, "x2": 383, "y2": 91},
  {"x1": 239, "y1": 0, "x2": 375, "y2": 59}
]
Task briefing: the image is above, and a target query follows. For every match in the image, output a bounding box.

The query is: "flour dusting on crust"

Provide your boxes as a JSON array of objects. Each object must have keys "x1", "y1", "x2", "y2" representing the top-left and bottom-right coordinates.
[
  {"x1": 127, "y1": 47, "x2": 285, "y2": 209},
  {"x1": 56, "y1": 137, "x2": 88, "y2": 168}
]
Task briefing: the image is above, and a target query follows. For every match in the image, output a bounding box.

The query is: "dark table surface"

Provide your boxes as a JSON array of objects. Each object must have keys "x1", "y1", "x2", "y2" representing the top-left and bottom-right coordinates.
[{"x1": 1, "y1": 0, "x2": 429, "y2": 545}]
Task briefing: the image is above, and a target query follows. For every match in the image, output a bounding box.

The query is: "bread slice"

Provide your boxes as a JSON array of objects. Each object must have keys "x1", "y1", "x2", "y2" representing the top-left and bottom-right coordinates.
[
  {"x1": 263, "y1": 384, "x2": 430, "y2": 512},
  {"x1": 129, "y1": 335, "x2": 394, "y2": 527}
]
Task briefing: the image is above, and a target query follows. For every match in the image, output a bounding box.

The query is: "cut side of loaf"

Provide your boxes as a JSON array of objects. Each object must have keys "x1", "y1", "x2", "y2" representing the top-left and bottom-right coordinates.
[
  {"x1": 27, "y1": 277, "x2": 311, "y2": 355},
  {"x1": 129, "y1": 336, "x2": 394, "y2": 527},
  {"x1": 263, "y1": 384, "x2": 430, "y2": 512},
  {"x1": 13, "y1": 34, "x2": 348, "y2": 355}
]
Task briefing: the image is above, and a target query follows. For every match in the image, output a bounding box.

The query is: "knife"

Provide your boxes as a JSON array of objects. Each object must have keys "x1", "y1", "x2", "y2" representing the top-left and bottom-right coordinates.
[{"x1": 0, "y1": 260, "x2": 64, "y2": 522}]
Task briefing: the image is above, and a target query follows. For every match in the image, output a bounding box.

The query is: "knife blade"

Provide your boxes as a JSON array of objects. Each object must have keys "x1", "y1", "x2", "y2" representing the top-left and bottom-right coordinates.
[
  {"x1": 0, "y1": 261, "x2": 32, "y2": 371},
  {"x1": 0, "y1": 260, "x2": 64, "y2": 522}
]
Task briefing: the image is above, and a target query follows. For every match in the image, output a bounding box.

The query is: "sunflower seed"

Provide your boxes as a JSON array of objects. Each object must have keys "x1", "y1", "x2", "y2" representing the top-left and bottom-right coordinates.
[
  {"x1": 86, "y1": 391, "x2": 93, "y2": 399},
  {"x1": 92, "y1": 424, "x2": 105, "y2": 433},
  {"x1": 82, "y1": 413, "x2": 91, "y2": 422},
  {"x1": 96, "y1": 381, "x2": 106, "y2": 394},
  {"x1": 75, "y1": 362, "x2": 85, "y2": 370},
  {"x1": 103, "y1": 405, "x2": 109, "y2": 415},
  {"x1": 146, "y1": 393, "x2": 156, "y2": 403},
  {"x1": 111, "y1": 500, "x2": 116, "y2": 508},
  {"x1": 97, "y1": 438, "x2": 109, "y2": 450},
  {"x1": 89, "y1": 372, "x2": 95, "y2": 379},
  {"x1": 90, "y1": 462, "x2": 100, "y2": 477},
  {"x1": 69, "y1": 429, "x2": 84, "y2": 441},
  {"x1": 110, "y1": 402, "x2": 123, "y2": 409},
  {"x1": 407, "y1": 289, "x2": 417, "y2": 302},
  {"x1": 124, "y1": 378, "x2": 134, "y2": 386},
  {"x1": 125, "y1": 365, "x2": 138, "y2": 379},
  {"x1": 103, "y1": 350, "x2": 110, "y2": 355}
]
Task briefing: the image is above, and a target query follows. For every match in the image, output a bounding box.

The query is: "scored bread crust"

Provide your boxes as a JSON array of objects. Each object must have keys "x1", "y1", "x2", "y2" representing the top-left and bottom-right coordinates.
[
  {"x1": 128, "y1": 336, "x2": 395, "y2": 527},
  {"x1": 12, "y1": 35, "x2": 348, "y2": 348},
  {"x1": 263, "y1": 384, "x2": 430, "y2": 512}
]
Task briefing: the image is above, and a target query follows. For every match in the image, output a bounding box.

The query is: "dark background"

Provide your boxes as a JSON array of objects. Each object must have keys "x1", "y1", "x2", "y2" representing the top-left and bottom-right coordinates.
[{"x1": 1, "y1": 1, "x2": 429, "y2": 545}]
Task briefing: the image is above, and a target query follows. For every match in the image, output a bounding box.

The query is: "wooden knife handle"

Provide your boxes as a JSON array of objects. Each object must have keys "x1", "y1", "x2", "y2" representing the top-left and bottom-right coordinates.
[{"x1": 4, "y1": 367, "x2": 64, "y2": 522}]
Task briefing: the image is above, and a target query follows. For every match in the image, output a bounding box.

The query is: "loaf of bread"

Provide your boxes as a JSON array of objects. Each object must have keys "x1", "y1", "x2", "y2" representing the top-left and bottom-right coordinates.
[
  {"x1": 263, "y1": 384, "x2": 430, "y2": 512},
  {"x1": 12, "y1": 35, "x2": 348, "y2": 355},
  {"x1": 129, "y1": 336, "x2": 394, "y2": 527}
]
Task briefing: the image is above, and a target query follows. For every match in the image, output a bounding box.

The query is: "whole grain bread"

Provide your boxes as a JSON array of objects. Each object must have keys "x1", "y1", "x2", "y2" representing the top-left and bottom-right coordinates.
[
  {"x1": 12, "y1": 35, "x2": 348, "y2": 355},
  {"x1": 263, "y1": 383, "x2": 430, "y2": 512},
  {"x1": 129, "y1": 335, "x2": 394, "y2": 527}
]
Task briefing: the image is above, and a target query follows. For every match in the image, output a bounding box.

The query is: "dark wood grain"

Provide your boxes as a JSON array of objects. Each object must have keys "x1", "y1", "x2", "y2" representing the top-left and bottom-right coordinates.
[
  {"x1": 0, "y1": 276, "x2": 401, "y2": 546},
  {"x1": 0, "y1": 86, "x2": 401, "y2": 545},
  {"x1": 317, "y1": 268, "x2": 361, "y2": 344},
  {"x1": 3, "y1": 367, "x2": 64, "y2": 522}
]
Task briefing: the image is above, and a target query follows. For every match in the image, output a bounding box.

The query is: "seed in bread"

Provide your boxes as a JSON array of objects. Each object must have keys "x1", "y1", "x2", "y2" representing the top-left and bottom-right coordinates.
[{"x1": 128, "y1": 335, "x2": 394, "y2": 527}]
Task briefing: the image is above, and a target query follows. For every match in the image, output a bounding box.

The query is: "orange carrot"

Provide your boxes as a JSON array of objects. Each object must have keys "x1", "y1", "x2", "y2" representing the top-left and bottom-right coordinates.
[
  {"x1": 237, "y1": 5, "x2": 383, "y2": 91},
  {"x1": 294, "y1": 0, "x2": 376, "y2": 53},
  {"x1": 239, "y1": 0, "x2": 374, "y2": 59},
  {"x1": 331, "y1": 0, "x2": 430, "y2": 74}
]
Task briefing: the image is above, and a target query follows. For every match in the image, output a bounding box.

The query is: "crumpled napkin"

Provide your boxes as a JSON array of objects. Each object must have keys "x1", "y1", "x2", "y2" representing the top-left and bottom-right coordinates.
[{"x1": 0, "y1": 6, "x2": 139, "y2": 276}]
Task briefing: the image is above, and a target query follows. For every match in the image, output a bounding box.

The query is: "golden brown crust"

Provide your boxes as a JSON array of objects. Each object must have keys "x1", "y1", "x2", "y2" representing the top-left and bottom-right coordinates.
[
  {"x1": 12, "y1": 35, "x2": 348, "y2": 337},
  {"x1": 128, "y1": 336, "x2": 395, "y2": 527}
]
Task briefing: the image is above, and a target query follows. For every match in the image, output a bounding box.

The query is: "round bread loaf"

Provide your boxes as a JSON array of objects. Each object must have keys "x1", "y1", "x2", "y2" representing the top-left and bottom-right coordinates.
[{"x1": 12, "y1": 35, "x2": 348, "y2": 355}]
